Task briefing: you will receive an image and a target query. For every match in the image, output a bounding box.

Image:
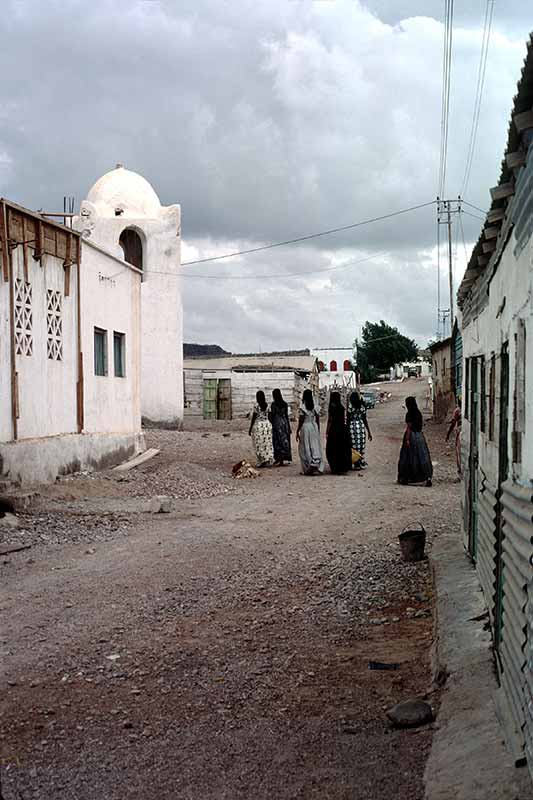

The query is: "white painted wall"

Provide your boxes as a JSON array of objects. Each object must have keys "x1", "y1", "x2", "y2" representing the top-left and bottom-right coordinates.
[
  {"x1": 462, "y1": 229, "x2": 533, "y2": 480},
  {"x1": 75, "y1": 166, "x2": 183, "y2": 428},
  {"x1": 80, "y1": 243, "x2": 142, "y2": 435},
  {"x1": 0, "y1": 270, "x2": 12, "y2": 441}
]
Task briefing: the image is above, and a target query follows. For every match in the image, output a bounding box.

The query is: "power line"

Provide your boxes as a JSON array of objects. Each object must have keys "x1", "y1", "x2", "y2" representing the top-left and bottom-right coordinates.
[
  {"x1": 461, "y1": 0, "x2": 495, "y2": 197},
  {"x1": 461, "y1": 208, "x2": 485, "y2": 222},
  {"x1": 459, "y1": 208, "x2": 470, "y2": 266},
  {"x1": 462, "y1": 199, "x2": 487, "y2": 215},
  {"x1": 438, "y1": 0, "x2": 454, "y2": 198},
  {"x1": 181, "y1": 201, "x2": 436, "y2": 266},
  {"x1": 173, "y1": 250, "x2": 390, "y2": 280}
]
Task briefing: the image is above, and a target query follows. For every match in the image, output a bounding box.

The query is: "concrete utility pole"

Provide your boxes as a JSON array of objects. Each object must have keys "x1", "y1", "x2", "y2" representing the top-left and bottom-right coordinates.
[{"x1": 436, "y1": 198, "x2": 461, "y2": 337}]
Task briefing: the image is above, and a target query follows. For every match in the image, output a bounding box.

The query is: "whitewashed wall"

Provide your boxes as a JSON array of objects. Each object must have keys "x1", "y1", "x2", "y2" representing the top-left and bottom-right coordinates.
[
  {"x1": 75, "y1": 201, "x2": 182, "y2": 428},
  {"x1": 0, "y1": 272, "x2": 11, "y2": 441},
  {"x1": 80, "y1": 243, "x2": 142, "y2": 435},
  {"x1": 4, "y1": 248, "x2": 78, "y2": 441}
]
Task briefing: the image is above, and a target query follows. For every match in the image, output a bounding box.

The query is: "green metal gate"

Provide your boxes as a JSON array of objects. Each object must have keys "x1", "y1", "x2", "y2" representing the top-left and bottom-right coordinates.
[{"x1": 202, "y1": 379, "x2": 217, "y2": 419}]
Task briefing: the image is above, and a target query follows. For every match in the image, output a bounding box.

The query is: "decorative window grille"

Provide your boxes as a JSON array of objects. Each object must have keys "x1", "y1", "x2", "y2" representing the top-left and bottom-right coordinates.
[
  {"x1": 46, "y1": 290, "x2": 63, "y2": 361},
  {"x1": 14, "y1": 279, "x2": 33, "y2": 356}
]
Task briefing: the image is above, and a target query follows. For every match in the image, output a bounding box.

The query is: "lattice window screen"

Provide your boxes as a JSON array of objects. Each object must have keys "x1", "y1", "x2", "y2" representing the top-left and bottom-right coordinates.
[
  {"x1": 14, "y1": 279, "x2": 33, "y2": 356},
  {"x1": 46, "y1": 289, "x2": 63, "y2": 361}
]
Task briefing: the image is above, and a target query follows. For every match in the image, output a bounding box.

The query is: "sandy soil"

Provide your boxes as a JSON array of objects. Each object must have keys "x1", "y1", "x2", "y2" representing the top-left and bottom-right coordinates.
[{"x1": 1, "y1": 380, "x2": 461, "y2": 799}]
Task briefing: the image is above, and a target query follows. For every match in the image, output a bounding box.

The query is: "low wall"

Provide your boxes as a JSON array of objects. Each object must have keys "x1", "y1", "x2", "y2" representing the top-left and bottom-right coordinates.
[{"x1": 0, "y1": 432, "x2": 145, "y2": 485}]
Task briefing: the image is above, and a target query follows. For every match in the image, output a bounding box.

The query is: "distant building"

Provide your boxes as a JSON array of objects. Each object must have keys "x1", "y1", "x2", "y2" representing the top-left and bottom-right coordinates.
[
  {"x1": 429, "y1": 337, "x2": 452, "y2": 421},
  {"x1": 390, "y1": 359, "x2": 431, "y2": 381},
  {"x1": 183, "y1": 353, "x2": 319, "y2": 419},
  {"x1": 0, "y1": 165, "x2": 182, "y2": 484},
  {"x1": 457, "y1": 33, "x2": 533, "y2": 779},
  {"x1": 310, "y1": 347, "x2": 358, "y2": 391}
]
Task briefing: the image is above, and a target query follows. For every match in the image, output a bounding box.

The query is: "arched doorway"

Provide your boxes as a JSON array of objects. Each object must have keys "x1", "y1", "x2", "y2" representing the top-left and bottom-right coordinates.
[{"x1": 119, "y1": 228, "x2": 143, "y2": 274}]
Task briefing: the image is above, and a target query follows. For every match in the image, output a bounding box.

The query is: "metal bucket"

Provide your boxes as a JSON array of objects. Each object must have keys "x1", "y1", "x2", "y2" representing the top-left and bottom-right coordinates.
[{"x1": 399, "y1": 525, "x2": 426, "y2": 562}]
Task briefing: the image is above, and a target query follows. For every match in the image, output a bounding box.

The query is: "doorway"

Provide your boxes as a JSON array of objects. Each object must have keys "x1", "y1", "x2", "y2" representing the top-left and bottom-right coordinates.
[
  {"x1": 494, "y1": 343, "x2": 509, "y2": 648},
  {"x1": 202, "y1": 378, "x2": 232, "y2": 420}
]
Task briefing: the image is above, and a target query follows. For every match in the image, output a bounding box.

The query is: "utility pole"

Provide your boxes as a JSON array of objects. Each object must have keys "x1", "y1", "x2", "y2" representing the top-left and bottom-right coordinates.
[{"x1": 437, "y1": 198, "x2": 461, "y2": 337}]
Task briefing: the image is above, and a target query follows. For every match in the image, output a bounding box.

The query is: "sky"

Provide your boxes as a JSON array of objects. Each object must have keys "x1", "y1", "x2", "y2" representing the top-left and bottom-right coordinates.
[{"x1": 1, "y1": 1, "x2": 531, "y2": 352}]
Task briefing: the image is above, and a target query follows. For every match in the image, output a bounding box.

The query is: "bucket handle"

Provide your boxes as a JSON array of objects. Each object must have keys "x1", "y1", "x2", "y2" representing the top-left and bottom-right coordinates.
[{"x1": 400, "y1": 523, "x2": 426, "y2": 535}]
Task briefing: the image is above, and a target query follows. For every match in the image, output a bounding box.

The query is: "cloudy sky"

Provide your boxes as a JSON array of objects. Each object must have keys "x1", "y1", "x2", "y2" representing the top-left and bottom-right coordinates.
[{"x1": 1, "y1": 1, "x2": 531, "y2": 352}]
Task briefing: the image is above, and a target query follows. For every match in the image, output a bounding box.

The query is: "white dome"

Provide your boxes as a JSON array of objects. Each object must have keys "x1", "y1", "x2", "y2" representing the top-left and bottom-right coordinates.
[{"x1": 86, "y1": 164, "x2": 161, "y2": 218}]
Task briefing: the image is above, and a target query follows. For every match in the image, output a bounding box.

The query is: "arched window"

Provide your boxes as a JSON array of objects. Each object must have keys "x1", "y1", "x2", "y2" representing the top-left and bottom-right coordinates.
[
  {"x1": 330, "y1": 360, "x2": 337, "y2": 372},
  {"x1": 343, "y1": 359, "x2": 351, "y2": 372},
  {"x1": 119, "y1": 228, "x2": 143, "y2": 273},
  {"x1": 318, "y1": 360, "x2": 325, "y2": 372}
]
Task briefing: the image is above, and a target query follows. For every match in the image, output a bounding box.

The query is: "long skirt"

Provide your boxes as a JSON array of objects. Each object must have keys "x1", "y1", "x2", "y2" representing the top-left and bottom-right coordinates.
[
  {"x1": 272, "y1": 415, "x2": 292, "y2": 463},
  {"x1": 326, "y1": 423, "x2": 351, "y2": 474},
  {"x1": 349, "y1": 415, "x2": 366, "y2": 461},
  {"x1": 252, "y1": 419, "x2": 274, "y2": 467},
  {"x1": 299, "y1": 420, "x2": 324, "y2": 475},
  {"x1": 398, "y1": 430, "x2": 433, "y2": 484}
]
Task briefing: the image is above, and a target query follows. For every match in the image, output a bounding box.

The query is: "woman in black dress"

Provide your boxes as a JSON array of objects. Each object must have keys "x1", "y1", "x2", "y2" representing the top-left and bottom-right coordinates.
[
  {"x1": 398, "y1": 396, "x2": 433, "y2": 486},
  {"x1": 270, "y1": 388, "x2": 292, "y2": 465},
  {"x1": 326, "y1": 391, "x2": 351, "y2": 474}
]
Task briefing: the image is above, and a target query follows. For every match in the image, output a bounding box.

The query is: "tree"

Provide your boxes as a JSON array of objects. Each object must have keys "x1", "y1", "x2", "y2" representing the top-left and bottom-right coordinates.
[{"x1": 356, "y1": 321, "x2": 418, "y2": 384}]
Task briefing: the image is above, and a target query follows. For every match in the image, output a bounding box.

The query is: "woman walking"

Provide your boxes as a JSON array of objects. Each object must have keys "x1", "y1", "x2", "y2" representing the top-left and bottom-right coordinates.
[
  {"x1": 326, "y1": 392, "x2": 351, "y2": 474},
  {"x1": 296, "y1": 389, "x2": 324, "y2": 475},
  {"x1": 248, "y1": 390, "x2": 274, "y2": 468},
  {"x1": 398, "y1": 396, "x2": 433, "y2": 486},
  {"x1": 347, "y1": 391, "x2": 372, "y2": 470},
  {"x1": 270, "y1": 388, "x2": 292, "y2": 465}
]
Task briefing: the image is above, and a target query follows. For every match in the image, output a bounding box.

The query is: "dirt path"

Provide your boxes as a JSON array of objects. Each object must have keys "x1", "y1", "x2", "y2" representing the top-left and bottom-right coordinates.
[{"x1": 1, "y1": 381, "x2": 461, "y2": 799}]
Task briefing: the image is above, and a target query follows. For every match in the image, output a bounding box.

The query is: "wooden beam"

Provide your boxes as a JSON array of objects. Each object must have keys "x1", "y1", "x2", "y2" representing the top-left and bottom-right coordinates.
[
  {"x1": 21, "y1": 217, "x2": 28, "y2": 282},
  {"x1": 33, "y1": 219, "x2": 43, "y2": 263},
  {"x1": 482, "y1": 240, "x2": 496, "y2": 254},
  {"x1": 506, "y1": 150, "x2": 526, "y2": 170},
  {"x1": 490, "y1": 182, "x2": 514, "y2": 201},
  {"x1": 477, "y1": 254, "x2": 490, "y2": 266},
  {"x1": 0, "y1": 201, "x2": 9, "y2": 282},
  {"x1": 513, "y1": 108, "x2": 533, "y2": 133},
  {"x1": 487, "y1": 208, "x2": 505, "y2": 223},
  {"x1": 484, "y1": 225, "x2": 500, "y2": 240}
]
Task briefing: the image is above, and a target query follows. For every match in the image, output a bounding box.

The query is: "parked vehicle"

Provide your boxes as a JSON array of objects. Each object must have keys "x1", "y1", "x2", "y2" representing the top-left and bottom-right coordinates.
[{"x1": 362, "y1": 390, "x2": 377, "y2": 409}]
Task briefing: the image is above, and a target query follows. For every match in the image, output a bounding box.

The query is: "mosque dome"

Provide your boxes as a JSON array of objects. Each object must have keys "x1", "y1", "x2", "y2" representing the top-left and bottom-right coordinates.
[{"x1": 85, "y1": 164, "x2": 161, "y2": 218}]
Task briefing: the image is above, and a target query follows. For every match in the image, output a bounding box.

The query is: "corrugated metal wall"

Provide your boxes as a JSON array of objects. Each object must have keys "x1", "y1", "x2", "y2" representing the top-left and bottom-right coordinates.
[
  {"x1": 500, "y1": 481, "x2": 533, "y2": 764},
  {"x1": 477, "y1": 477, "x2": 499, "y2": 627}
]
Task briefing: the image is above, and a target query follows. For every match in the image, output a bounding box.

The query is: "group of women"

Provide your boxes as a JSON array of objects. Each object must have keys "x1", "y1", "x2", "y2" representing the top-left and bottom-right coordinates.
[
  {"x1": 248, "y1": 388, "x2": 374, "y2": 477},
  {"x1": 249, "y1": 388, "x2": 433, "y2": 486}
]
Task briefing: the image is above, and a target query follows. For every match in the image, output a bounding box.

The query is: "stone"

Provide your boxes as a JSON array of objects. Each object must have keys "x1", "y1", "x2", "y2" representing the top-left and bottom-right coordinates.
[
  {"x1": 0, "y1": 512, "x2": 20, "y2": 529},
  {"x1": 149, "y1": 496, "x2": 173, "y2": 514},
  {"x1": 386, "y1": 698, "x2": 434, "y2": 728}
]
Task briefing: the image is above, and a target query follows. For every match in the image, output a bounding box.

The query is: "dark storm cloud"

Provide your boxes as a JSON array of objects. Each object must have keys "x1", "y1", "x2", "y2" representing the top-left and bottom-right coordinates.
[{"x1": 0, "y1": 1, "x2": 531, "y2": 349}]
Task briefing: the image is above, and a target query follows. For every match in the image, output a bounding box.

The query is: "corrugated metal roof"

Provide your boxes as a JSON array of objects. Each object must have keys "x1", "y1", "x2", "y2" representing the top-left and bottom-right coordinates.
[{"x1": 458, "y1": 32, "x2": 533, "y2": 309}]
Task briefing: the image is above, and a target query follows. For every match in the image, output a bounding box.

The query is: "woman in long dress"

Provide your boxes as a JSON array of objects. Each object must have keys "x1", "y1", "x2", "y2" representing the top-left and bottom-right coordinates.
[
  {"x1": 270, "y1": 388, "x2": 292, "y2": 465},
  {"x1": 326, "y1": 391, "x2": 351, "y2": 474},
  {"x1": 296, "y1": 389, "x2": 324, "y2": 475},
  {"x1": 398, "y1": 396, "x2": 433, "y2": 486},
  {"x1": 248, "y1": 390, "x2": 274, "y2": 468},
  {"x1": 347, "y1": 391, "x2": 373, "y2": 470}
]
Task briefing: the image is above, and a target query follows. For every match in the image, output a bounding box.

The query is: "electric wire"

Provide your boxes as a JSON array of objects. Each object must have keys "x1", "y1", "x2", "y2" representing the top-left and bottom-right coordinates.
[
  {"x1": 181, "y1": 200, "x2": 436, "y2": 266},
  {"x1": 462, "y1": 199, "x2": 487, "y2": 215},
  {"x1": 438, "y1": 0, "x2": 454, "y2": 198},
  {"x1": 461, "y1": 208, "x2": 485, "y2": 222},
  {"x1": 461, "y1": 0, "x2": 495, "y2": 197}
]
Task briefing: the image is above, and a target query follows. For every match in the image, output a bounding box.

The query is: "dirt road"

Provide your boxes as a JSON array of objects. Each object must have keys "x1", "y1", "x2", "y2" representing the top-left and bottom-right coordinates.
[{"x1": 1, "y1": 381, "x2": 461, "y2": 799}]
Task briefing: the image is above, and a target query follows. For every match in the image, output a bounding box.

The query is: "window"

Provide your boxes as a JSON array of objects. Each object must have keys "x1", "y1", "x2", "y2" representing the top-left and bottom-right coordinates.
[
  {"x1": 434, "y1": 360, "x2": 438, "y2": 377},
  {"x1": 480, "y1": 357, "x2": 486, "y2": 433},
  {"x1": 343, "y1": 359, "x2": 351, "y2": 372},
  {"x1": 46, "y1": 289, "x2": 63, "y2": 361},
  {"x1": 512, "y1": 320, "x2": 526, "y2": 464},
  {"x1": 14, "y1": 279, "x2": 33, "y2": 356},
  {"x1": 464, "y1": 359, "x2": 470, "y2": 420},
  {"x1": 489, "y1": 354, "x2": 496, "y2": 441},
  {"x1": 114, "y1": 332, "x2": 125, "y2": 377},
  {"x1": 119, "y1": 228, "x2": 143, "y2": 273},
  {"x1": 94, "y1": 328, "x2": 108, "y2": 376},
  {"x1": 330, "y1": 360, "x2": 337, "y2": 371}
]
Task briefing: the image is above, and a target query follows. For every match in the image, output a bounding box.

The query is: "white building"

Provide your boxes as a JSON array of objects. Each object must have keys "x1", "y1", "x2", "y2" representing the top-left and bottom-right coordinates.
[
  {"x1": 184, "y1": 354, "x2": 319, "y2": 419},
  {"x1": 458, "y1": 33, "x2": 533, "y2": 780},
  {"x1": 0, "y1": 166, "x2": 183, "y2": 484},
  {"x1": 310, "y1": 347, "x2": 358, "y2": 391},
  {"x1": 76, "y1": 165, "x2": 183, "y2": 428}
]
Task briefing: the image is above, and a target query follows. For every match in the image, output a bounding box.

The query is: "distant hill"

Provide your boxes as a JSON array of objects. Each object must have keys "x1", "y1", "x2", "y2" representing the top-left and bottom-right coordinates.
[{"x1": 183, "y1": 343, "x2": 230, "y2": 358}]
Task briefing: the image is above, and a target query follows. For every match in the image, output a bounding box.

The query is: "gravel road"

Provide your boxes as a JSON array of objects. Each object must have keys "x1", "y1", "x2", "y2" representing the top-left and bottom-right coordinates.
[{"x1": 1, "y1": 380, "x2": 461, "y2": 799}]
